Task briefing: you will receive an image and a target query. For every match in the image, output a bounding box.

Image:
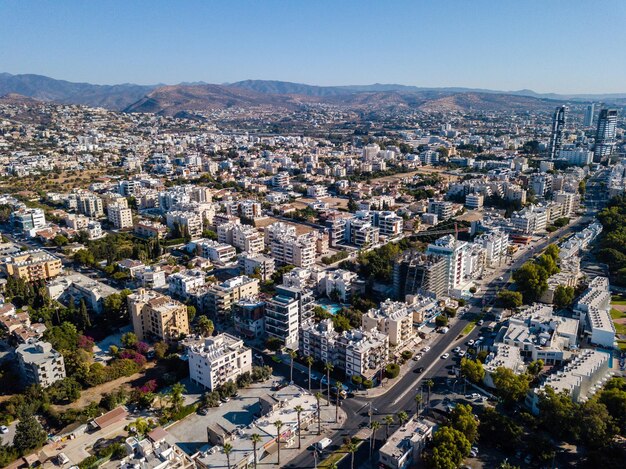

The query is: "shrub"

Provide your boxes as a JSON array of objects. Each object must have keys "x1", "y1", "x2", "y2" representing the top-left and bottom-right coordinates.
[
  {"x1": 362, "y1": 379, "x2": 373, "y2": 389},
  {"x1": 351, "y1": 375, "x2": 363, "y2": 386},
  {"x1": 385, "y1": 363, "x2": 400, "y2": 379},
  {"x1": 79, "y1": 455, "x2": 99, "y2": 469},
  {"x1": 401, "y1": 350, "x2": 413, "y2": 360}
]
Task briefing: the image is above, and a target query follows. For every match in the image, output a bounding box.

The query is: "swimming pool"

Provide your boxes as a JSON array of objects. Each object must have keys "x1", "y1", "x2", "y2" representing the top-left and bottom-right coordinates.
[{"x1": 322, "y1": 304, "x2": 343, "y2": 315}]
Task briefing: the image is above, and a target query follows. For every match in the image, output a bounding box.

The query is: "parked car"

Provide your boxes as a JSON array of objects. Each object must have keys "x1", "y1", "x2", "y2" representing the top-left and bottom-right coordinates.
[
  {"x1": 314, "y1": 438, "x2": 332, "y2": 451},
  {"x1": 453, "y1": 347, "x2": 461, "y2": 354},
  {"x1": 467, "y1": 339, "x2": 475, "y2": 346},
  {"x1": 198, "y1": 407, "x2": 209, "y2": 416},
  {"x1": 0, "y1": 426, "x2": 8, "y2": 434},
  {"x1": 421, "y1": 346, "x2": 431, "y2": 352},
  {"x1": 441, "y1": 353, "x2": 450, "y2": 359}
]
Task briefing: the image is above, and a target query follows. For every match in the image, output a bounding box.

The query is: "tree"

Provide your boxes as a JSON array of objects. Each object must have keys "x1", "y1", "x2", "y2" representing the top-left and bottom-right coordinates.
[
  {"x1": 527, "y1": 359, "x2": 544, "y2": 377},
  {"x1": 425, "y1": 380, "x2": 435, "y2": 406},
  {"x1": 598, "y1": 381, "x2": 626, "y2": 434},
  {"x1": 460, "y1": 358, "x2": 485, "y2": 384},
  {"x1": 398, "y1": 411, "x2": 408, "y2": 426},
  {"x1": 196, "y1": 314, "x2": 215, "y2": 337},
  {"x1": 414, "y1": 394, "x2": 422, "y2": 415},
  {"x1": 384, "y1": 415, "x2": 394, "y2": 439},
  {"x1": 346, "y1": 440, "x2": 358, "y2": 469},
  {"x1": 324, "y1": 362, "x2": 333, "y2": 407},
  {"x1": 479, "y1": 408, "x2": 522, "y2": 452},
  {"x1": 492, "y1": 367, "x2": 530, "y2": 405},
  {"x1": 288, "y1": 349, "x2": 297, "y2": 383},
  {"x1": 428, "y1": 426, "x2": 471, "y2": 469},
  {"x1": 512, "y1": 262, "x2": 549, "y2": 302},
  {"x1": 305, "y1": 355, "x2": 314, "y2": 392},
  {"x1": 186, "y1": 305, "x2": 196, "y2": 323},
  {"x1": 536, "y1": 254, "x2": 559, "y2": 276},
  {"x1": 553, "y1": 285, "x2": 575, "y2": 308},
  {"x1": 315, "y1": 392, "x2": 322, "y2": 435},
  {"x1": 347, "y1": 197, "x2": 358, "y2": 212},
  {"x1": 449, "y1": 404, "x2": 478, "y2": 443},
  {"x1": 274, "y1": 420, "x2": 283, "y2": 465},
  {"x1": 335, "y1": 380, "x2": 342, "y2": 423},
  {"x1": 250, "y1": 433, "x2": 261, "y2": 469},
  {"x1": 223, "y1": 442, "x2": 232, "y2": 469},
  {"x1": 496, "y1": 289, "x2": 523, "y2": 308},
  {"x1": 435, "y1": 315, "x2": 448, "y2": 328},
  {"x1": 121, "y1": 332, "x2": 138, "y2": 349},
  {"x1": 265, "y1": 336, "x2": 282, "y2": 352},
  {"x1": 168, "y1": 382, "x2": 186, "y2": 415},
  {"x1": 577, "y1": 400, "x2": 616, "y2": 449},
  {"x1": 292, "y1": 404, "x2": 304, "y2": 449},
  {"x1": 13, "y1": 415, "x2": 47, "y2": 454},
  {"x1": 369, "y1": 420, "x2": 381, "y2": 458},
  {"x1": 153, "y1": 341, "x2": 168, "y2": 359}
]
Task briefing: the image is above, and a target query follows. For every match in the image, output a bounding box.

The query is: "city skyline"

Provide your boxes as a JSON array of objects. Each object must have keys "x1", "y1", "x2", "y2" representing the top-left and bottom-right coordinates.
[{"x1": 1, "y1": 0, "x2": 626, "y2": 94}]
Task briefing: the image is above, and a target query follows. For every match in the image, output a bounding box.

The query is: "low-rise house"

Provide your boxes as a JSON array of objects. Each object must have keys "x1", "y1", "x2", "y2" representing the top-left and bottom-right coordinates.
[{"x1": 378, "y1": 418, "x2": 436, "y2": 469}]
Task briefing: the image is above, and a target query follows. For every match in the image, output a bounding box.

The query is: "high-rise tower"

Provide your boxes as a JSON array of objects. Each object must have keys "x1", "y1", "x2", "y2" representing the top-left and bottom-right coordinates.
[
  {"x1": 584, "y1": 103, "x2": 595, "y2": 127},
  {"x1": 548, "y1": 106, "x2": 567, "y2": 159},
  {"x1": 594, "y1": 109, "x2": 618, "y2": 163}
]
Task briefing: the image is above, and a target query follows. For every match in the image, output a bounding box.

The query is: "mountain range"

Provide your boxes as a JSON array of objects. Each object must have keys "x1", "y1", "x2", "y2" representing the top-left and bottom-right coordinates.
[{"x1": 2, "y1": 73, "x2": 625, "y2": 115}]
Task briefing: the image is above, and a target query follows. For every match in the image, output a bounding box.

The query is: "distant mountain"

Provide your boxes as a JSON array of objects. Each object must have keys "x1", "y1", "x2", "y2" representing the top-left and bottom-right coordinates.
[
  {"x1": 0, "y1": 73, "x2": 156, "y2": 110},
  {"x1": 124, "y1": 84, "x2": 305, "y2": 115}
]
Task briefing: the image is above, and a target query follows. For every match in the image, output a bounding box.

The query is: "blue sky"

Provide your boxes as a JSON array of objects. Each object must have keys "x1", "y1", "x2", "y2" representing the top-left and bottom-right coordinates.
[{"x1": 1, "y1": 0, "x2": 625, "y2": 93}]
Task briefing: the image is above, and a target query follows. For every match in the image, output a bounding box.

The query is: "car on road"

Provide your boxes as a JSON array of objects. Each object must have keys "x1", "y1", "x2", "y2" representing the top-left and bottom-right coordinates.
[
  {"x1": 412, "y1": 353, "x2": 422, "y2": 361},
  {"x1": 477, "y1": 320, "x2": 484, "y2": 326},
  {"x1": 0, "y1": 425, "x2": 8, "y2": 434},
  {"x1": 415, "y1": 366, "x2": 424, "y2": 374},
  {"x1": 467, "y1": 339, "x2": 475, "y2": 346},
  {"x1": 441, "y1": 353, "x2": 450, "y2": 359},
  {"x1": 421, "y1": 346, "x2": 431, "y2": 352}
]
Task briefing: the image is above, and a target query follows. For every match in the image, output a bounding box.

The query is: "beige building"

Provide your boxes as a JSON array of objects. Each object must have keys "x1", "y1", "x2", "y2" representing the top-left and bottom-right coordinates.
[
  {"x1": 201, "y1": 276, "x2": 259, "y2": 318},
  {"x1": 2, "y1": 249, "x2": 62, "y2": 282},
  {"x1": 127, "y1": 289, "x2": 190, "y2": 342},
  {"x1": 108, "y1": 205, "x2": 133, "y2": 229}
]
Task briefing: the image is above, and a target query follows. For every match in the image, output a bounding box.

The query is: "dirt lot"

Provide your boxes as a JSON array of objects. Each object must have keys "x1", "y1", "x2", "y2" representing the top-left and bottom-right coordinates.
[{"x1": 254, "y1": 216, "x2": 314, "y2": 236}]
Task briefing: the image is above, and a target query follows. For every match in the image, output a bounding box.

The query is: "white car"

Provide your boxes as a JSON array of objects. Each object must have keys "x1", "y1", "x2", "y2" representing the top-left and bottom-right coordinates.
[
  {"x1": 421, "y1": 346, "x2": 431, "y2": 352},
  {"x1": 458, "y1": 350, "x2": 466, "y2": 357},
  {"x1": 0, "y1": 426, "x2": 8, "y2": 434},
  {"x1": 441, "y1": 353, "x2": 450, "y2": 359},
  {"x1": 453, "y1": 347, "x2": 461, "y2": 354},
  {"x1": 467, "y1": 339, "x2": 475, "y2": 346}
]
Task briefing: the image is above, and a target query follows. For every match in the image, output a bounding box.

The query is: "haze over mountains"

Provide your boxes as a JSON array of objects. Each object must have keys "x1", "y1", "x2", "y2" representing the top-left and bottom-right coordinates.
[{"x1": 2, "y1": 72, "x2": 626, "y2": 115}]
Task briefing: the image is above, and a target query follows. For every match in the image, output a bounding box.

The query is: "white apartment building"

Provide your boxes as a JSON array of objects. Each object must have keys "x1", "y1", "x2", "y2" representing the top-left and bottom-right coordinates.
[
  {"x1": 511, "y1": 205, "x2": 548, "y2": 235},
  {"x1": 465, "y1": 193, "x2": 484, "y2": 210},
  {"x1": 345, "y1": 217, "x2": 380, "y2": 247},
  {"x1": 265, "y1": 293, "x2": 300, "y2": 349},
  {"x1": 573, "y1": 276, "x2": 615, "y2": 348},
  {"x1": 185, "y1": 333, "x2": 252, "y2": 391},
  {"x1": 16, "y1": 340, "x2": 66, "y2": 388},
  {"x1": 108, "y1": 205, "x2": 133, "y2": 229},
  {"x1": 426, "y1": 235, "x2": 468, "y2": 294},
  {"x1": 528, "y1": 350, "x2": 612, "y2": 414},
  {"x1": 238, "y1": 253, "x2": 275, "y2": 281},
  {"x1": 11, "y1": 208, "x2": 46, "y2": 234},
  {"x1": 475, "y1": 229, "x2": 509, "y2": 267},
  {"x1": 86, "y1": 220, "x2": 103, "y2": 240},
  {"x1": 166, "y1": 211, "x2": 203, "y2": 239},
  {"x1": 323, "y1": 269, "x2": 359, "y2": 302},
  {"x1": 378, "y1": 418, "x2": 436, "y2": 469},
  {"x1": 168, "y1": 269, "x2": 206, "y2": 299},
  {"x1": 553, "y1": 191, "x2": 578, "y2": 217},
  {"x1": 427, "y1": 200, "x2": 454, "y2": 221},
  {"x1": 195, "y1": 239, "x2": 237, "y2": 265},
  {"x1": 269, "y1": 234, "x2": 316, "y2": 269},
  {"x1": 218, "y1": 223, "x2": 265, "y2": 255}
]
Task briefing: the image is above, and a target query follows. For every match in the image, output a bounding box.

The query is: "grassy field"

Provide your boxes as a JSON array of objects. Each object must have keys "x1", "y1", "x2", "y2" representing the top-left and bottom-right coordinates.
[
  {"x1": 610, "y1": 308, "x2": 626, "y2": 335},
  {"x1": 461, "y1": 314, "x2": 485, "y2": 336},
  {"x1": 611, "y1": 294, "x2": 626, "y2": 305}
]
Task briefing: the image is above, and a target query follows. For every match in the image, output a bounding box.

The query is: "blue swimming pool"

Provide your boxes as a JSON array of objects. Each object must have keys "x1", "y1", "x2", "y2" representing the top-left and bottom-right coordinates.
[{"x1": 323, "y1": 304, "x2": 343, "y2": 315}]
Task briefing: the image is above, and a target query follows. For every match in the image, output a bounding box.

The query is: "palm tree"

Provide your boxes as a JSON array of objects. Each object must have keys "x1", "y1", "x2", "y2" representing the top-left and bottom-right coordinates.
[
  {"x1": 425, "y1": 380, "x2": 435, "y2": 407},
  {"x1": 324, "y1": 362, "x2": 333, "y2": 406},
  {"x1": 250, "y1": 433, "x2": 261, "y2": 469},
  {"x1": 315, "y1": 392, "x2": 322, "y2": 435},
  {"x1": 347, "y1": 441, "x2": 358, "y2": 469},
  {"x1": 223, "y1": 442, "x2": 233, "y2": 469},
  {"x1": 414, "y1": 394, "x2": 422, "y2": 415},
  {"x1": 398, "y1": 411, "x2": 408, "y2": 426},
  {"x1": 384, "y1": 415, "x2": 394, "y2": 439},
  {"x1": 288, "y1": 349, "x2": 297, "y2": 383},
  {"x1": 305, "y1": 355, "x2": 314, "y2": 392},
  {"x1": 369, "y1": 420, "x2": 380, "y2": 458},
  {"x1": 168, "y1": 382, "x2": 186, "y2": 415},
  {"x1": 274, "y1": 420, "x2": 283, "y2": 465},
  {"x1": 294, "y1": 405, "x2": 304, "y2": 449},
  {"x1": 334, "y1": 380, "x2": 342, "y2": 423}
]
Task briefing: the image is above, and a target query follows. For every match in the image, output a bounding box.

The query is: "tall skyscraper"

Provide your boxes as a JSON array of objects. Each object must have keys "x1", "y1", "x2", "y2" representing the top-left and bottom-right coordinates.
[
  {"x1": 548, "y1": 106, "x2": 567, "y2": 159},
  {"x1": 584, "y1": 103, "x2": 595, "y2": 127},
  {"x1": 594, "y1": 109, "x2": 618, "y2": 163}
]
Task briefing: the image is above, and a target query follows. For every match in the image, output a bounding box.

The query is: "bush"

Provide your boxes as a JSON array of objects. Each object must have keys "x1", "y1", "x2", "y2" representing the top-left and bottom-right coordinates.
[
  {"x1": 362, "y1": 379, "x2": 373, "y2": 389},
  {"x1": 385, "y1": 363, "x2": 400, "y2": 379},
  {"x1": 265, "y1": 337, "x2": 282, "y2": 352},
  {"x1": 79, "y1": 455, "x2": 99, "y2": 469},
  {"x1": 401, "y1": 350, "x2": 413, "y2": 360},
  {"x1": 351, "y1": 375, "x2": 363, "y2": 386},
  {"x1": 444, "y1": 307, "x2": 457, "y2": 318},
  {"x1": 435, "y1": 315, "x2": 449, "y2": 328},
  {"x1": 469, "y1": 287, "x2": 477, "y2": 294}
]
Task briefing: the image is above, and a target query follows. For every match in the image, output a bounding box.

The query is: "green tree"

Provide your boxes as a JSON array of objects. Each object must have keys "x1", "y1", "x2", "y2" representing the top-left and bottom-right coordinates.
[
  {"x1": 186, "y1": 305, "x2": 196, "y2": 323},
  {"x1": 153, "y1": 341, "x2": 168, "y2": 359},
  {"x1": 196, "y1": 315, "x2": 214, "y2": 337},
  {"x1": 479, "y1": 407, "x2": 522, "y2": 452},
  {"x1": 324, "y1": 362, "x2": 333, "y2": 406},
  {"x1": 449, "y1": 404, "x2": 478, "y2": 443},
  {"x1": 223, "y1": 442, "x2": 232, "y2": 469},
  {"x1": 294, "y1": 405, "x2": 304, "y2": 449},
  {"x1": 435, "y1": 315, "x2": 449, "y2": 328},
  {"x1": 512, "y1": 262, "x2": 549, "y2": 302},
  {"x1": 536, "y1": 254, "x2": 559, "y2": 276},
  {"x1": 346, "y1": 440, "x2": 358, "y2": 469},
  {"x1": 598, "y1": 380, "x2": 626, "y2": 434},
  {"x1": 492, "y1": 367, "x2": 530, "y2": 405},
  {"x1": 460, "y1": 358, "x2": 485, "y2": 384},
  {"x1": 13, "y1": 415, "x2": 47, "y2": 454},
  {"x1": 384, "y1": 415, "x2": 394, "y2": 439},
  {"x1": 288, "y1": 349, "x2": 297, "y2": 384},
  {"x1": 121, "y1": 332, "x2": 138, "y2": 349},
  {"x1": 428, "y1": 426, "x2": 471, "y2": 469},
  {"x1": 168, "y1": 382, "x2": 186, "y2": 415},
  {"x1": 370, "y1": 420, "x2": 381, "y2": 458},
  {"x1": 527, "y1": 359, "x2": 544, "y2": 376},
  {"x1": 305, "y1": 355, "x2": 314, "y2": 392},
  {"x1": 553, "y1": 285, "x2": 575, "y2": 308},
  {"x1": 273, "y1": 420, "x2": 283, "y2": 465},
  {"x1": 496, "y1": 289, "x2": 523, "y2": 308},
  {"x1": 250, "y1": 433, "x2": 261, "y2": 469}
]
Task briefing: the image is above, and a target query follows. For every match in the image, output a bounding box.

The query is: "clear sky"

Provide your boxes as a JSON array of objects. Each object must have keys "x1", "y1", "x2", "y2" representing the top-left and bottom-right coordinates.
[{"x1": 1, "y1": 0, "x2": 625, "y2": 93}]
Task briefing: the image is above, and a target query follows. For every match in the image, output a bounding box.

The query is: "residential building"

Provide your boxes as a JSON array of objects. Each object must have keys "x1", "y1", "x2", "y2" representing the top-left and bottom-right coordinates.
[
  {"x1": 127, "y1": 289, "x2": 190, "y2": 342},
  {"x1": 345, "y1": 217, "x2": 380, "y2": 247},
  {"x1": 474, "y1": 229, "x2": 510, "y2": 267},
  {"x1": 426, "y1": 235, "x2": 469, "y2": 294},
  {"x1": 232, "y1": 298, "x2": 265, "y2": 339},
  {"x1": 46, "y1": 272, "x2": 119, "y2": 314},
  {"x1": 77, "y1": 193, "x2": 104, "y2": 218},
  {"x1": 166, "y1": 211, "x2": 203, "y2": 239},
  {"x1": 393, "y1": 252, "x2": 447, "y2": 300},
  {"x1": 185, "y1": 333, "x2": 252, "y2": 391},
  {"x1": 323, "y1": 269, "x2": 359, "y2": 302},
  {"x1": 465, "y1": 193, "x2": 484, "y2": 210},
  {"x1": 195, "y1": 239, "x2": 237, "y2": 265},
  {"x1": 2, "y1": 249, "x2": 62, "y2": 282},
  {"x1": 573, "y1": 276, "x2": 615, "y2": 348},
  {"x1": 135, "y1": 220, "x2": 168, "y2": 239},
  {"x1": 378, "y1": 418, "x2": 436, "y2": 469},
  {"x1": 511, "y1": 205, "x2": 548, "y2": 235},
  {"x1": 11, "y1": 208, "x2": 46, "y2": 234},
  {"x1": 269, "y1": 233, "x2": 316, "y2": 268},
  {"x1": 238, "y1": 253, "x2": 275, "y2": 281},
  {"x1": 218, "y1": 223, "x2": 265, "y2": 254},
  {"x1": 16, "y1": 340, "x2": 66, "y2": 388},
  {"x1": 427, "y1": 200, "x2": 454, "y2": 221},
  {"x1": 594, "y1": 109, "x2": 618, "y2": 163},
  {"x1": 265, "y1": 292, "x2": 300, "y2": 349},
  {"x1": 528, "y1": 350, "x2": 612, "y2": 414},
  {"x1": 584, "y1": 103, "x2": 594, "y2": 127},
  {"x1": 201, "y1": 276, "x2": 259, "y2": 318},
  {"x1": 548, "y1": 106, "x2": 567, "y2": 160},
  {"x1": 167, "y1": 269, "x2": 205, "y2": 299},
  {"x1": 108, "y1": 205, "x2": 133, "y2": 229}
]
